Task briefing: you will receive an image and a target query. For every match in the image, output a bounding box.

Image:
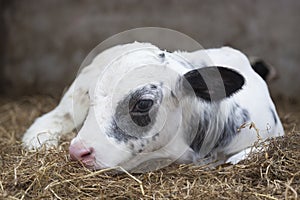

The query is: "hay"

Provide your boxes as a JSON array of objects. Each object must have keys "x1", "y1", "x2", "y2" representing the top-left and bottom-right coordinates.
[{"x1": 0, "y1": 95, "x2": 299, "y2": 199}]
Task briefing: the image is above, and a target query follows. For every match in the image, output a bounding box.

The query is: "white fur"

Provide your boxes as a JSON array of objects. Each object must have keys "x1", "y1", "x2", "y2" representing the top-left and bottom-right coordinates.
[{"x1": 22, "y1": 42, "x2": 284, "y2": 171}]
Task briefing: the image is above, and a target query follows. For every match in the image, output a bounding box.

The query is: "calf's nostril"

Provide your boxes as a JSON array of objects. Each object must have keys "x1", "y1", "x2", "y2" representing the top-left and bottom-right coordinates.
[
  {"x1": 81, "y1": 147, "x2": 94, "y2": 158},
  {"x1": 69, "y1": 146, "x2": 94, "y2": 161}
]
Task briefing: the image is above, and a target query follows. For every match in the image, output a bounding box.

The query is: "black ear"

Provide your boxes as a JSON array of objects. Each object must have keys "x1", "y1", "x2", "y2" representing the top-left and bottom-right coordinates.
[
  {"x1": 250, "y1": 59, "x2": 269, "y2": 81},
  {"x1": 182, "y1": 66, "x2": 245, "y2": 101}
]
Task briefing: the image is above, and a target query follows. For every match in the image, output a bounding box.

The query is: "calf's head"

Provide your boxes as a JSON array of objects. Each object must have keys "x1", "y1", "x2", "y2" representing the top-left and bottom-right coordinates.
[{"x1": 69, "y1": 46, "x2": 245, "y2": 172}]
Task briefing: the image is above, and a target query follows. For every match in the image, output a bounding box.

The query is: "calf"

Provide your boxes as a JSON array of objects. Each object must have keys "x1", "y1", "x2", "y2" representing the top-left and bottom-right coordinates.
[{"x1": 22, "y1": 42, "x2": 284, "y2": 172}]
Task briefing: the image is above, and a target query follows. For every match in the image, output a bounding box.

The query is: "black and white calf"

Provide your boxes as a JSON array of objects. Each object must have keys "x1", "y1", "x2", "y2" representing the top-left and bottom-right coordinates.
[{"x1": 22, "y1": 42, "x2": 284, "y2": 171}]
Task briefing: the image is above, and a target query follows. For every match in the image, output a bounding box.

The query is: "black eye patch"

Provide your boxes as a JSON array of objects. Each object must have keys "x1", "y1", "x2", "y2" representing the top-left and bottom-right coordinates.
[
  {"x1": 127, "y1": 85, "x2": 162, "y2": 127},
  {"x1": 109, "y1": 84, "x2": 163, "y2": 141}
]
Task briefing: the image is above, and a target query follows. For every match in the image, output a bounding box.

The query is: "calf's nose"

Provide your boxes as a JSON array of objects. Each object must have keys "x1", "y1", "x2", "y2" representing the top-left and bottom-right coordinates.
[{"x1": 69, "y1": 143, "x2": 95, "y2": 163}]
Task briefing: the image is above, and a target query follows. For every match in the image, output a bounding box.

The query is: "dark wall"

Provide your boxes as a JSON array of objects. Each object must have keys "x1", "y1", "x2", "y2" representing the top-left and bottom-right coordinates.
[
  {"x1": 1, "y1": 0, "x2": 300, "y2": 99},
  {"x1": 0, "y1": 0, "x2": 8, "y2": 93}
]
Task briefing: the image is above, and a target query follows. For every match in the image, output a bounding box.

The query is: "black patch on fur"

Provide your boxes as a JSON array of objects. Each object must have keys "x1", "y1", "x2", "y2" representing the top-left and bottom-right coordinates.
[
  {"x1": 159, "y1": 52, "x2": 165, "y2": 58},
  {"x1": 108, "y1": 120, "x2": 138, "y2": 143},
  {"x1": 251, "y1": 60, "x2": 269, "y2": 81},
  {"x1": 189, "y1": 103, "x2": 250, "y2": 155},
  {"x1": 214, "y1": 104, "x2": 250, "y2": 149},
  {"x1": 171, "y1": 90, "x2": 176, "y2": 99},
  {"x1": 189, "y1": 110, "x2": 209, "y2": 153},
  {"x1": 150, "y1": 84, "x2": 157, "y2": 89},
  {"x1": 270, "y1": 107, "x2": 278, "y2": 125}
]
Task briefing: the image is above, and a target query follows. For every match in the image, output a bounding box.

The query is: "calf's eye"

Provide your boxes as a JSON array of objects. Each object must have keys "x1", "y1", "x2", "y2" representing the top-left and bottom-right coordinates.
[{"x1": 132, "y1": 99, "x2": 153, "y2": 113}]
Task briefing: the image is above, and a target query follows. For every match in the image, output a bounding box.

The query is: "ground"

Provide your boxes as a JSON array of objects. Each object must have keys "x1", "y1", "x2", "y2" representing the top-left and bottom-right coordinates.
[{"x1": 0, "y1": 95, "x2": 299, "y2": 199}]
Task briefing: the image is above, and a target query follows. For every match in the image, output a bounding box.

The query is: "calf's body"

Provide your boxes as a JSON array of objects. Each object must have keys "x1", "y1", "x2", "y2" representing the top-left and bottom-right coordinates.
[{"x1": 22, "y1": 42, "x2": 284, "y2": 171}]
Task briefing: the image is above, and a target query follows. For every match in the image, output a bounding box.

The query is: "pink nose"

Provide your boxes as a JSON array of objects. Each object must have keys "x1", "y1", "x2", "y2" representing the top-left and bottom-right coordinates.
[{"x1": 69, "y1": 143, "x2": 95, "y2": 165}]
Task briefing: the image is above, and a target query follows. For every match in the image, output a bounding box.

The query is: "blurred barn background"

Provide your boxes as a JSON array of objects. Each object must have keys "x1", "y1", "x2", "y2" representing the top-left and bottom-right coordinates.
[{"x1": 0, "y1": 0, "x2": 299, "y2": 101}]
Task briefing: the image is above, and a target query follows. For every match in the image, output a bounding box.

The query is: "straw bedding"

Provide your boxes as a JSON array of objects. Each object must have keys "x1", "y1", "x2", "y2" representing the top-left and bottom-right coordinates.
[{"x1": 0, "y1": 95, "x2": 299, "y2": 199}]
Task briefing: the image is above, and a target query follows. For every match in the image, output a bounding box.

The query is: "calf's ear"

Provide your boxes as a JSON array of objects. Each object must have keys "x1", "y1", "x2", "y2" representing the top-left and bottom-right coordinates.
[{"x1": 182, "y1": 66, "x2": 245, "y2": 101}]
